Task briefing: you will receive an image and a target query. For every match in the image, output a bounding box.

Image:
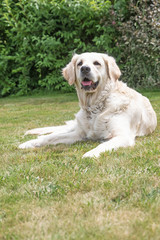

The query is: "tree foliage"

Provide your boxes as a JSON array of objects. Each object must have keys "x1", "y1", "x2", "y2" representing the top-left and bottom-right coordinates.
[{"x1": 0, "y1": 0, "x2": 159, "y2": 97}]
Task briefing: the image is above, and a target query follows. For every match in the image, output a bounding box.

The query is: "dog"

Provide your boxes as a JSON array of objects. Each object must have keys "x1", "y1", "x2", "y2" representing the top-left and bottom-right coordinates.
[{"x1": 19, "y1": 52, "x2": 157, "y2": 158}]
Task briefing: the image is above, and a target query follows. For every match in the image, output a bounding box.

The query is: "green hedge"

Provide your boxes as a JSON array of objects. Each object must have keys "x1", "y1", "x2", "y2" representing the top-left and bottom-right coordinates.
[{"x1": 0, "y1": 0, "x2": 159, "y2": 97}]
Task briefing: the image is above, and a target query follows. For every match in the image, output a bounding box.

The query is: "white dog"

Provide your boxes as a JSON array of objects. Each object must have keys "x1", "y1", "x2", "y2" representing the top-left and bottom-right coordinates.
[{"x1": 19, "y1": 52, "x2": 157, "y2": 158}]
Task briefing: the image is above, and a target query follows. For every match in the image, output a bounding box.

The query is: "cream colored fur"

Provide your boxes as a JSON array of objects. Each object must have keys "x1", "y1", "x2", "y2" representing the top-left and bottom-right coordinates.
[{"x1": 19, "y1": 52, "x2": 157, "y2": 158}]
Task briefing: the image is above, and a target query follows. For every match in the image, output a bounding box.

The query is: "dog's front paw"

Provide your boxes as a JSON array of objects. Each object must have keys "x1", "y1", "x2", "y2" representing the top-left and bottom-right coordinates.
[
  {"x1": 82, "y1": 149, "x2": 101, "y2": 158},
  {"x1": 19, "y1": 139, "x2": 42, "y2": 149}
]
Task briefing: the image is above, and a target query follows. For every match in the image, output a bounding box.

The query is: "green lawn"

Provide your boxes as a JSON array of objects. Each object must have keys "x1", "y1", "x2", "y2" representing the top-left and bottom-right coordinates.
[{"x1": 0, "y1": 91, "x2": 160, "y2": 240}]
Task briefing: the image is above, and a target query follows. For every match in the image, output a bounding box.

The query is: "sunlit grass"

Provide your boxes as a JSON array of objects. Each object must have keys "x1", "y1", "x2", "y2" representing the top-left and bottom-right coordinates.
[{"x1": 0, "y1": 91, "x2": 160, "y2": 240}]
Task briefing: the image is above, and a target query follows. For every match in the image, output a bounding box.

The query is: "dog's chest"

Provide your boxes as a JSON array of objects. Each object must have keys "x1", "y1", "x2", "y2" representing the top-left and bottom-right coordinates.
[
  {"x1": 76, "y1": 108, "x2": 111, "y2": 140},
  {"x1": 86, "y1": 113, "x2": 102, "y2": 139}
]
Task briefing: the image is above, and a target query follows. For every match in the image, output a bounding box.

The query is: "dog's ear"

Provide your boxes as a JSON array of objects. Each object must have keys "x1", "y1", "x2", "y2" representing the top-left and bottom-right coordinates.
[
  {"x1": 62, "y1": 54, "x2": 79, "y2": 85},
  {"x1": 102, "y1": 54, "x2": 121, "y2": 81}
]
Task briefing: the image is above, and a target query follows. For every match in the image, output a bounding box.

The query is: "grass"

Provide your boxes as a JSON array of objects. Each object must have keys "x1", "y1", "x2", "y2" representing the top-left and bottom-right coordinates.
[{"x1": 0, "y1": 91, "x2": 160, "y2": 240}]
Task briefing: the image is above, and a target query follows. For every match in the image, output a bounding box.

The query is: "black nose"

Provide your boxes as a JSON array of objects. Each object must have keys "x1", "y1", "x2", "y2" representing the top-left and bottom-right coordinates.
[{"x1": 81, "y1": 66, "x2": 91, "y2": 74}]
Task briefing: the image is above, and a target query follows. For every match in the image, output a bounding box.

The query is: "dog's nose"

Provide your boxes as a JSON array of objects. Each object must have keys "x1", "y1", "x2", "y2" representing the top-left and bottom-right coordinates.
[{"x1": 81, "y1": 66, "x2": 91, "y2": 74}]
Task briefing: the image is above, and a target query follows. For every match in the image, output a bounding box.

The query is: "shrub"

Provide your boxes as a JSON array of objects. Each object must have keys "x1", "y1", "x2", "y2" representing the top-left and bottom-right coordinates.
[
  {"x1": 0, "y1": 0, "x2": 116, "y2": 96},
  {"x1": 0, "y1": 0, "x2": 159, "y2": 97},
  {"x1": 116, "y1": 0, "x2": 160, "y2": 88}
]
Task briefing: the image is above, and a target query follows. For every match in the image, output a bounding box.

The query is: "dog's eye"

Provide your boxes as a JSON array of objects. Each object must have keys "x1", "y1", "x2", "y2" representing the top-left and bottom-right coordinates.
[
  {"x1": 93, "y1": 61, "x2": 101, "y2": 66},
  {"x1": 77, "y1": 61, "x2": 83, "y2": 67}
]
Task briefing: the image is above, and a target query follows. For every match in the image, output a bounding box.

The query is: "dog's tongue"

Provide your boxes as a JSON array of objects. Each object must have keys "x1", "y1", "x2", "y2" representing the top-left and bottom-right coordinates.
[{"x1": 81, "y1": 80, "x2": 92, "y2": 86}]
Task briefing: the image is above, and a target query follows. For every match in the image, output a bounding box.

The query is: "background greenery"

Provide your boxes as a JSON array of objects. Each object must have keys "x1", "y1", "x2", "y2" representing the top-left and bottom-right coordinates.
[{"x1": 0, "y1": 0, "x2": 159, "y2": 97}]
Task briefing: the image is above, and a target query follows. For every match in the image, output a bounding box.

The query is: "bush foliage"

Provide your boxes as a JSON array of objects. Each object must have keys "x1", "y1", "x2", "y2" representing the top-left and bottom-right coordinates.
[
  {"x1": 0, "y1": 0, "x2": 159, "y2": 96},
  {"x1": 117, "y1": 0, "x2": 160, "y2": 88}
]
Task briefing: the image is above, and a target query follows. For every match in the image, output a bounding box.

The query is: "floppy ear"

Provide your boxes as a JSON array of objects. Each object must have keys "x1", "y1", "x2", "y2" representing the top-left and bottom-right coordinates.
[
  {"x1": 102, "y1": 54, "x2": 121, "y2": 81},
  {"x1": 62, "y1": 54, "x2": 79, "y2": 85}
]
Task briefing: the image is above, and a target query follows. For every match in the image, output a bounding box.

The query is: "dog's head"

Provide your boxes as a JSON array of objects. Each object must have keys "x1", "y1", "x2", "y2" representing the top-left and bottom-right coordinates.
[{"x1": 63, "y1": 52, "x2": 121, "y2": 93}]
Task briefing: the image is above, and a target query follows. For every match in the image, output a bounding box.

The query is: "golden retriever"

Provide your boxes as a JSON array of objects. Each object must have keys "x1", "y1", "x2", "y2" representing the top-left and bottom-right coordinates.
[{"x1": 19, "y1": 52, "x2": 157, "y2": 158}]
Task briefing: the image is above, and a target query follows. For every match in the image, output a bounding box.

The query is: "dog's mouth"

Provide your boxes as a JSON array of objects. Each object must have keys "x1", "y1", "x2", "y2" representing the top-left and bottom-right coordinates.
[{"x1": 81, "y1": 78, "x2": 99, "y2": 91}]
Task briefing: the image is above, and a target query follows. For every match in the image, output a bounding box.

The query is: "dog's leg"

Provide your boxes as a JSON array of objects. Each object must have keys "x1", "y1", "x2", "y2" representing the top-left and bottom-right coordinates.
[
  {"x1": 19, "y1": 128, "x2": 84, "y2": 149},
  {"x1": 24, "y1": 120, "x2": 76, "y2": 136},
  {"x1": 83, "y1": 135, "x2": 135, "y2": 158}
]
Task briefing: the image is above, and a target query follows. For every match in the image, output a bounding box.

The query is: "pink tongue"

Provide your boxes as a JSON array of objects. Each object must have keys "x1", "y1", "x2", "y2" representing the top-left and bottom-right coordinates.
[{"x1": 82, "y1": 80, "x2": 92, "y2": 86}]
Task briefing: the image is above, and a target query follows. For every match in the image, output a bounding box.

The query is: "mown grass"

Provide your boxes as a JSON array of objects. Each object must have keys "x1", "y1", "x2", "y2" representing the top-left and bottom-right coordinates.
[{"x1": 0, "y1": 91, "x2": 160, "y2": 240}]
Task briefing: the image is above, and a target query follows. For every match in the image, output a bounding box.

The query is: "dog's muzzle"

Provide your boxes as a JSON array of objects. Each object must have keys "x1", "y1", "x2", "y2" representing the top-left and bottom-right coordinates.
[{"x1": 80, "y1": 65, "x2": 99, "y2": 91}]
